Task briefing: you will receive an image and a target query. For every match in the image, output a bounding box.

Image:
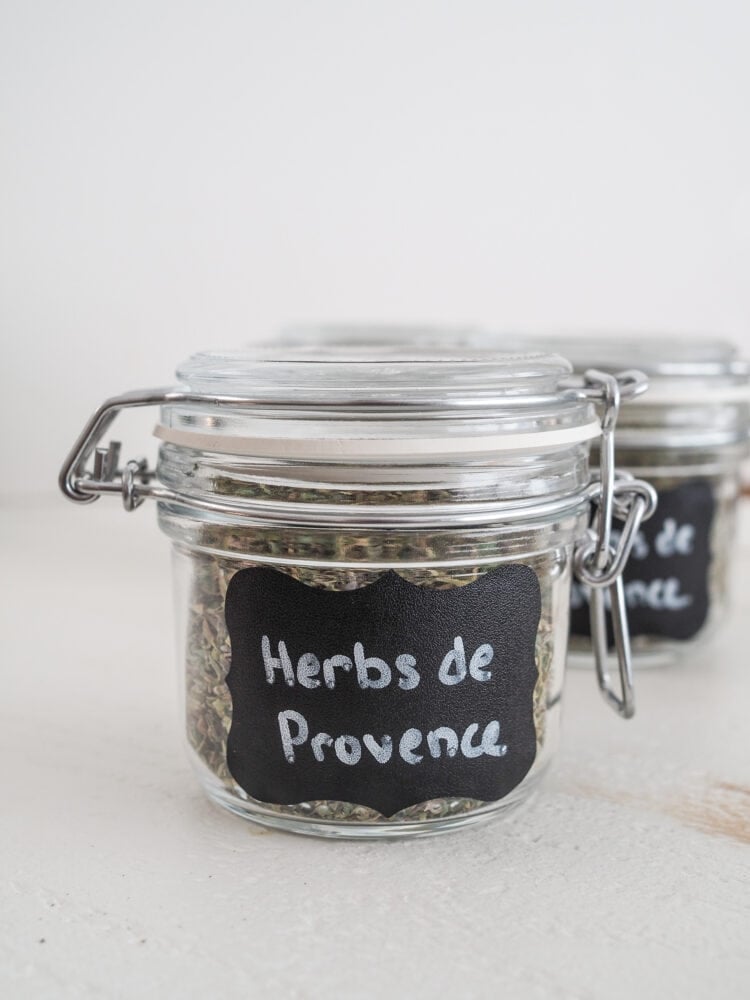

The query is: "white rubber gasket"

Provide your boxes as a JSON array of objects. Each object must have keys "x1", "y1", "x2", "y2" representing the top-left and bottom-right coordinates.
[{"x1": 153, "y1": 419, "x2": 601, "y2": 458}]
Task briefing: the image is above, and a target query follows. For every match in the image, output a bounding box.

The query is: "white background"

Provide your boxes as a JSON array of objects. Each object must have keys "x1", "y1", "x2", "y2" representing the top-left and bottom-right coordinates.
[
  {"x1": 2, "y1": 0, "x2": 750, "y2": 494},
  {"x1": 2, "y1": 9, "x2": 749, "y2": 996}
]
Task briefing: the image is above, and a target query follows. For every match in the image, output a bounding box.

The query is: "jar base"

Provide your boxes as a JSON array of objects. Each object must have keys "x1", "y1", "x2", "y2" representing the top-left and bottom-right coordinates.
[
  {"x1": 567, "y1": 619, "x2": 721, "y2": 669},
  {"x1": 199, "y1": 768, "x2": 548, "y2": 840}
]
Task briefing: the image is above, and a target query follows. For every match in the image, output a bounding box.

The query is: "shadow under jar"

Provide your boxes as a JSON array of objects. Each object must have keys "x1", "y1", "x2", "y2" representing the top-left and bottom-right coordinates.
[{"x1": 60, "y1": 348, "x2": 652, "y2": 838}]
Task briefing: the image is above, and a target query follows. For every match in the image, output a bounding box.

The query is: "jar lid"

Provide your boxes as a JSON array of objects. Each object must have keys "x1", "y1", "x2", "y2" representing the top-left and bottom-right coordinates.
[
  {"x1": 506, "y1": 334, "x2": 750, "y2": 450},
  {"x1": 279, "y1": 328, "x2": 750, "y2": 403},
  {"x1": 279, "y1": 323, "x2": 485, "y2": 351},
  {"x1": 510, "y1": 335, "x2": 750, "y2": 404},
  {"x1": 154, "y1": 347, "x2": 601, "y2": 461}
]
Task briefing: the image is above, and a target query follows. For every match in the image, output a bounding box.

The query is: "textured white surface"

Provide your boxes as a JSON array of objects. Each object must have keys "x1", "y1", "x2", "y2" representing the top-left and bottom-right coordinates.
[{"x1": 1, "y1": 497, "x2": 748, "y2": 999}]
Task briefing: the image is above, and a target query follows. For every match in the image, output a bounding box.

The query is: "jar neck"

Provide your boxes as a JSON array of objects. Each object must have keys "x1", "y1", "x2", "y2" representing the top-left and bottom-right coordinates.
[
  {"x1": 605, "y1": 442, "x2": 746, "y2": 480},
  {"x1": 615, "y1": 400, "x2": 749, "y2": 450},
  {"x1": 156, "y1": 441, "x2": 592, "y2": 512}
]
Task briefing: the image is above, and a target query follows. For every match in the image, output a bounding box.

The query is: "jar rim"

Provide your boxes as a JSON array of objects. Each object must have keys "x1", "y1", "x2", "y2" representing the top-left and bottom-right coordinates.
[
  {"x1": 497, "y1": 333, "x2": 750, "y2": 402},
  {"x1": 277, "y1": 326, "x2": 748, "y2": 381},
  {"x1": 166, "y1": 346, "x2": 600, "y2": 460},
  {"x1": 176, "y1": 346, "x2": 577, "y2": 402}
]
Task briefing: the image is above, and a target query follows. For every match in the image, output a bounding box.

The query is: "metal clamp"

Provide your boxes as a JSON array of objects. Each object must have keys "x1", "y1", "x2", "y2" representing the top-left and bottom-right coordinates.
[
  {"x1": 60, "y1": 375, "x2": 656, "y2": 719},
  {"x1": 58, "y1": 373, "x2": 651, "y2": 513},
  {"x1": 59, "y1": 386, "x2": 277, "y2": 510},
  {"x1": 573, "y1": 371, "x2": 658, "y2": 719}
]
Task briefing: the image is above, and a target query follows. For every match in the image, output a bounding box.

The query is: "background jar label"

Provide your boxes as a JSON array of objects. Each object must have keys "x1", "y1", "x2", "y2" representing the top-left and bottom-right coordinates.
[
  {"x1": 571, "y1": 479, "x2": 716, "y2": 642},
  {"x1": 224, "y1": 565, "x2": 541, "y2": 817}
]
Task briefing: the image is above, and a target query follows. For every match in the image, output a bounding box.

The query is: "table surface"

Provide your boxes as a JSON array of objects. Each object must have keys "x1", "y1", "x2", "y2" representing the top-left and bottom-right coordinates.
[{"x1": 2, "y1": 496, "x2": 748, "y2": 1000}]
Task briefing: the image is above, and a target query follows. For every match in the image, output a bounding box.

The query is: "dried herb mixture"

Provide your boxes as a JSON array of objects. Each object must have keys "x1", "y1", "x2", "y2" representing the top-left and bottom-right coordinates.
[{"x1": 179, "y1": 483, "x2": 562, "y2": 825}]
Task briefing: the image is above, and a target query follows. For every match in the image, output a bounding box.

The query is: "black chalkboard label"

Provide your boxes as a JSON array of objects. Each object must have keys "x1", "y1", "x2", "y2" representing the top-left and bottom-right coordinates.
[
  {"x1": 571, "y1": 479, "x2": 715, "y2": 642},
  {"x1": 224, "y1": 566, "x2": 541, "y2": 817}
]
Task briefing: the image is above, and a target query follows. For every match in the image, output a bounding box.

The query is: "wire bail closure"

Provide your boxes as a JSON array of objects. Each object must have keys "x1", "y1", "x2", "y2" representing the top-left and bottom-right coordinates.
[
  {"x1": 59, "y1": 372, "x2": 656, "y2": 719},
  {"x1": 572, "y1": 371, "x2": 658, "y2": 718}
]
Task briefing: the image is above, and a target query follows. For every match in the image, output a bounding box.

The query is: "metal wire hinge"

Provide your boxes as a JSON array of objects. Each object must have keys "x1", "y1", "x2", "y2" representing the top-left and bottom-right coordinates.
[
  {"x1": 572, "y1": 370, "x2": 658, "y2": 719},
  {"x1": 57, "y1": 374, "x2": 650, "y2": 513},
  {"x1": 80, "y1": 440, "x2": 153, "y2": 511},
  {"x1": 59, "y1": 374, "x2": 656, "y2": 718}
]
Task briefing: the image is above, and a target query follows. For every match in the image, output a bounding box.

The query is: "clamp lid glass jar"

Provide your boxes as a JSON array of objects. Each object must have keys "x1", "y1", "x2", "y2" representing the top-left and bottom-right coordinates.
[
  {"x1": 525, "y1": 336, "x2": 750, "y2": 663},
  {"x1": 59, "y1": 347, "x2": 654, "y2": 839}
]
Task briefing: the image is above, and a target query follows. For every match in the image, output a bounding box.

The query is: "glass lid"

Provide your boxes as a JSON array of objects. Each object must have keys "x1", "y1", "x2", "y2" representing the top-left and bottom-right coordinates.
[
  {"x1": 278, "y1": 323, "x2": 485, "y2": 352},
  {"x1": 508, "y1": 334, "x2": 750, "y2": 448},
  {"x1": 157, "y1": 346, "x2": 602, "y2": 461},
  {"x1": 176, "y1": 346, "x2": 575, "y2": 405},
  {"x1": 272, "y1": 328, "x2": 749, "y2": 395},
  {"x1": 522, "y1": 334, "x2": 748, "y2": 382}
]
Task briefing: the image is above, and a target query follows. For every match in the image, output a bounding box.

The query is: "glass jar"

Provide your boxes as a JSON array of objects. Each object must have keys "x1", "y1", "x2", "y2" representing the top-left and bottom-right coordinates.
[
  {"x1": 276, "y1": 329, "x2": 750, "y2": 665},
  {"x1": 59, "y1": 348, "x2": 653, "y2": 838},
  {"x1": 531, "y1": 337, "x2": 750, "y2": 664}
]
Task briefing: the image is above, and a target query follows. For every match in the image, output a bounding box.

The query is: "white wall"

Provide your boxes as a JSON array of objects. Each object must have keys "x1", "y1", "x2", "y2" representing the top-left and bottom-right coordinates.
[{"x1": 2, "y1": 1, "x2": 750, "y2": 495}]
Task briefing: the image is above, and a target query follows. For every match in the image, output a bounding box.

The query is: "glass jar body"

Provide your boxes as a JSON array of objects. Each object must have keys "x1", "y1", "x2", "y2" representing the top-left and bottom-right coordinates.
[
  {"x1": 158, "y1": 446, "x2": 590, "y2": 839},
  {"x1": 571, "y1": 439, "x2": 744, "y2": 665}
]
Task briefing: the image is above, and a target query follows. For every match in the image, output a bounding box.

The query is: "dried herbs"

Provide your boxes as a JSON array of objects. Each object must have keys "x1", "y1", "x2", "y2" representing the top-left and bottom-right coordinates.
[
  {"x1": 176, "y1": 485, "x2": 563, "y2": 827},
  {"x1": 569, "y1": 445, "x2": 741, "y2": 655},
  {"x1": 615, "y1": 448, "x2": 739, "y2": 652}
]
